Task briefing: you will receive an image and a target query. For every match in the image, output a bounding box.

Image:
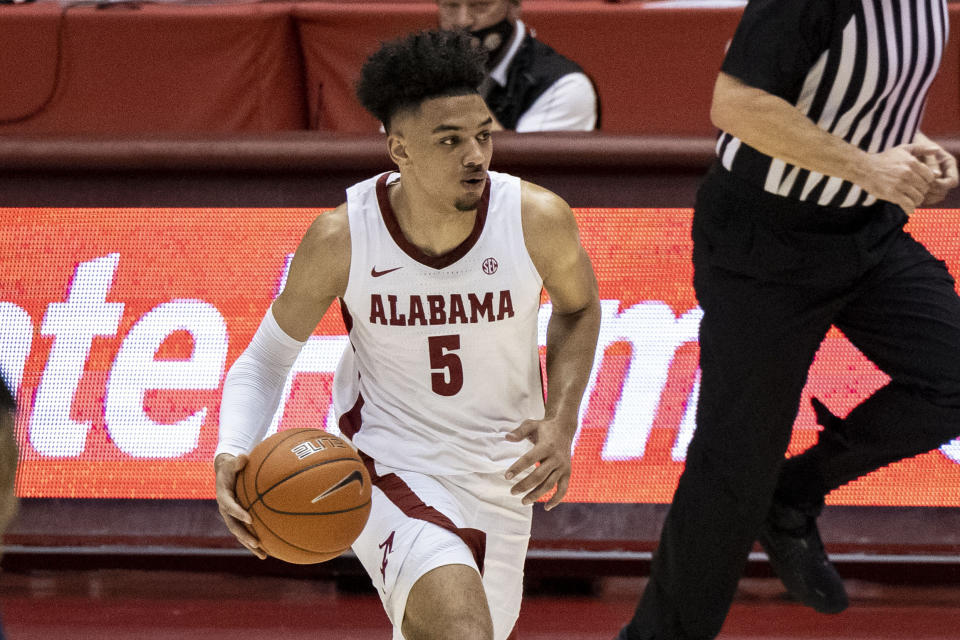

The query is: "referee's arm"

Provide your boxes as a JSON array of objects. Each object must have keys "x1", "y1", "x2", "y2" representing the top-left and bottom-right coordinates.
[{"x1": 710, "y1": 71, "x2": 938, "y2": 214}]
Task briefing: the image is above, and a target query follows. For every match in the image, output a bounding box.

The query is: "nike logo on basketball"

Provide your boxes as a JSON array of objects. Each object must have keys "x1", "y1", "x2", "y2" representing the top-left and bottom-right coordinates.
[
  {"x1": 371, "y1": 266, "x2": 402, "y2": 277},
  {"x1": 312, "y1": 470, "x2": 366, "y2": 503}
]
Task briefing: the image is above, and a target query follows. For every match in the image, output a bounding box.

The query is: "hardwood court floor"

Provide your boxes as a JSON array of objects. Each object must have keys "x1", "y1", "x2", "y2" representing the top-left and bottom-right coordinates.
[{"x1": 3, "y1": 569, "x2": 960, "y2": 639}]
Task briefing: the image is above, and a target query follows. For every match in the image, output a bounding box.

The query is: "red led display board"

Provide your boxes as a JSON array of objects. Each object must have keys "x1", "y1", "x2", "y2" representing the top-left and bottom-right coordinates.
[{"x1": 3, "y1": 207, "x2": 959, "y2": 504}]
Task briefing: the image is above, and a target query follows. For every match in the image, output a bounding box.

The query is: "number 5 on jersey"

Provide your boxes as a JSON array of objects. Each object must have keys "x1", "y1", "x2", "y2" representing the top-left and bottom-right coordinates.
[{"x1": 428, "y1": 335, "x2": 463, "y2": 396}]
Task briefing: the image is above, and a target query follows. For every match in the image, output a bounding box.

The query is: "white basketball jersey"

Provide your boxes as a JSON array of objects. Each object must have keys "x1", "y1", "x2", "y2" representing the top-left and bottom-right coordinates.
[{"x1": 333, "y1": 171, "x2": 545, "y2": 475}]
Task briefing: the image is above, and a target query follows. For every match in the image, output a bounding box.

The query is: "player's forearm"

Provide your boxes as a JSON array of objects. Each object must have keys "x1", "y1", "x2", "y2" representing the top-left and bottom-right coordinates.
[
  {"x1": 711, "y1": 73, "x2": 871, "y2": 188},
  {"x1": 217, "y1": 360, "x2": 288, "y2": 456},
  {"x1": 543, "y1": 298, "x2": 601, "y2": 430},
  {"x1": 216, "y1": 308, "x2": 306, "y2": 458}
]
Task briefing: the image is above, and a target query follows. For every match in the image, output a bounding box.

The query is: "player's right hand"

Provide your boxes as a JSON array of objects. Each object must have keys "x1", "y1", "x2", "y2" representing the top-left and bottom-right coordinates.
[
  {"x1": 214, "y1": 453, "x2": 266, "y2": 559},
  {"x1": 861, "y1": 143, "x2": 939, "y2": 214}
]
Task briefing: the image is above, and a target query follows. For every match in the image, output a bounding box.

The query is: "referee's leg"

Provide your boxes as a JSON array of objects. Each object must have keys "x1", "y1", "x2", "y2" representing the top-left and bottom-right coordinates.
[
  {"x1": 623, "y1": 263, "x2": 834, "y2": 639},
  {"x1": 775, "y1": 232, "x2": 960, "y2": 505}
]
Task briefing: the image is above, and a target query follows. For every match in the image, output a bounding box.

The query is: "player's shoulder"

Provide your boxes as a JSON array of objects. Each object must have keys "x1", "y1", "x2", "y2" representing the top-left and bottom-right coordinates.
[
  {"x1": 302, "y1": 203, "x2": 350, "y2": 251},
  {"x1": 519, "y1": 180, "x2": 580, "y2": 267},
  {"x1": 520, "y1": 180, "x2": 576, "y2": 229},
  {"x1": 296, "y1": 203, "x2": 351, "y2": 278},
  {"x1": 282, "y1": 203, "x2": 351, "y2": 300}
]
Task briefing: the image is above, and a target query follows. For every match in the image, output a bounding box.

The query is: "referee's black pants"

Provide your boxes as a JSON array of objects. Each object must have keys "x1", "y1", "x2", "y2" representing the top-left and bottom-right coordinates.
[{"x1": 627, "y1": 165, "x2": 960, "y2": 640}]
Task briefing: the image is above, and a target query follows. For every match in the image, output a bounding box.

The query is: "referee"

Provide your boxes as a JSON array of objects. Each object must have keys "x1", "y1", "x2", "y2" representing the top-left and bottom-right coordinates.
[{"x1": 618, "y1": 0, "x2": 959, "y2": 638}]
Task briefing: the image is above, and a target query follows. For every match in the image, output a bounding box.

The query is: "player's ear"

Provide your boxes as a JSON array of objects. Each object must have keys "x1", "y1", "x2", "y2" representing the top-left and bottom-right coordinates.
[{"x1": 388, "y1": 134, "x2": 410, "y2": 166}]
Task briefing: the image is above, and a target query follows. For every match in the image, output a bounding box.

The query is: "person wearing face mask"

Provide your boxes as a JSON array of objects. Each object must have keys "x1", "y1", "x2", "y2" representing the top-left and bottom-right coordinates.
[{"x1": 437, "y1": 0, "x2": 599, "y2": 132}]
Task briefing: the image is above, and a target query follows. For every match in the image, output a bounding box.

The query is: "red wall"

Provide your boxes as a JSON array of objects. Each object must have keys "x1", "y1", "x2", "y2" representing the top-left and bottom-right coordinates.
[{"x1": 1, "y1": 2, "x2": 957, "y2": 136}]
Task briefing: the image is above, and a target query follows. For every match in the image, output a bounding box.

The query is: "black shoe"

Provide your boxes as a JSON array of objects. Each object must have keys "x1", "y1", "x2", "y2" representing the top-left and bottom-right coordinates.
[{"x1": 758, "y1": 499, "x2": 848, "y2": 613}]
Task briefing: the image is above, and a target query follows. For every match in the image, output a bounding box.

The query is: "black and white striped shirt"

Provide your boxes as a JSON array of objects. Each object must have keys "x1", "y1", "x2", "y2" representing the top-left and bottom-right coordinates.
[{"x1": 717, "y1": 0, "x2": 949, "y2": 207}]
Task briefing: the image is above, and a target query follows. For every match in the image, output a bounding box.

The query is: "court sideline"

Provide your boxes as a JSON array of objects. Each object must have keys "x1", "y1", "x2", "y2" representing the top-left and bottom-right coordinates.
[{"x1": 3, "y1": 569, "x2": 960, "y2": 639}]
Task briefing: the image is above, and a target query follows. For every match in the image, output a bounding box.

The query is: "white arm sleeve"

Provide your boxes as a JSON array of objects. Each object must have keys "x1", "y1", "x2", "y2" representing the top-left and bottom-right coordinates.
[{"x1": 215, "y1": 306, "x2": 306, "y2": 458}]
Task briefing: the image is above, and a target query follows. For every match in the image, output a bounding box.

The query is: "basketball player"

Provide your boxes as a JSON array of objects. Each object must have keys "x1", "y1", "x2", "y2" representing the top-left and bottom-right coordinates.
[{"x1": 214, "y1": 30, "x2": 601, "y2": 640}]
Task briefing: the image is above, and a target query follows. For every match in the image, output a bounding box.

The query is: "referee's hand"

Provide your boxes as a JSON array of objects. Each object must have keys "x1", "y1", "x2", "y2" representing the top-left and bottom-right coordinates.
[
  {"x1": 918, "y1": 147, "x2": 959, "y2": 206},
  {"x1": 862, "y1": 143, "x2": 940, "y2": 214}
]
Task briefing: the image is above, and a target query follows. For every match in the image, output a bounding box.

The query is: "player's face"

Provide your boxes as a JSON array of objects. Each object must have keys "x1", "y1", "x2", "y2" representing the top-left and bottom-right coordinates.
[
  {"x1": 437, "y1": 0, "x2": 514, "y2": 32},
  {"x1": 390, "y1": 93, "x2": 494, "y2": 212}
]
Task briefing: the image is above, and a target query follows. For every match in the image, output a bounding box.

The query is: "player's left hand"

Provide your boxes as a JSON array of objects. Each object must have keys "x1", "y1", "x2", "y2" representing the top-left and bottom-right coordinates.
[
  {"x1": 917, "y1": 145, "x2": 959, "y2": 205},
  {"x1": 504, "y1": 416, "x2": 574, "y2": 511}
]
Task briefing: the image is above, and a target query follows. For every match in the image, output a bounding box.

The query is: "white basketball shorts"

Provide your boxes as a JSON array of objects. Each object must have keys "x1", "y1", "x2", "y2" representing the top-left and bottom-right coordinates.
[{"x1": 350, "y1": 459, "x2": 532, "y2": 640}]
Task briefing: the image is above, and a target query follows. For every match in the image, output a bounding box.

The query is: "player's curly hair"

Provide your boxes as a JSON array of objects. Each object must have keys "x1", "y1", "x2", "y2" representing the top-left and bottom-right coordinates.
[{"x1": 357, "y1": 30, "x2": 488, "y2": 132}]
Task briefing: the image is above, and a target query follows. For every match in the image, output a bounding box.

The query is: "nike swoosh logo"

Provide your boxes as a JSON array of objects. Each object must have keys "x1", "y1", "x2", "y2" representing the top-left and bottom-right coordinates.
[
  {"x1": 312, "y1": 470, "x2": 365, "y2": 503},
  {"x1": 371, "y1": 266, "x2": 403, "y2": 277}
]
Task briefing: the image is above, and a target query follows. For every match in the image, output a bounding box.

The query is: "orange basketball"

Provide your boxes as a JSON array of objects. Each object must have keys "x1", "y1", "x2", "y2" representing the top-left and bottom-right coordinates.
[{"x1": 235, "y1": 428, "x2": 372, "y2": 564}]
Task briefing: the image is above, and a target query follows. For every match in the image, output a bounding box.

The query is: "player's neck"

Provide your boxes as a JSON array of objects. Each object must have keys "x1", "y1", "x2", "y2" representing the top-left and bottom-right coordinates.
[{"x1": 389, "y1": 182, "x2": 478, "y2": 257}]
